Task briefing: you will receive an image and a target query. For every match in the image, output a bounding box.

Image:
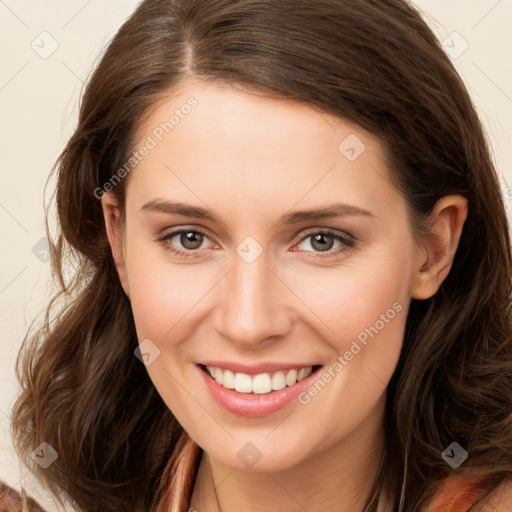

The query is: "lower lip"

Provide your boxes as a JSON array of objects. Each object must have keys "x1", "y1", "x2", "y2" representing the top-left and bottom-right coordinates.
[{"x1": 197, "y1": 364, "x2": 322, "y2": 417}]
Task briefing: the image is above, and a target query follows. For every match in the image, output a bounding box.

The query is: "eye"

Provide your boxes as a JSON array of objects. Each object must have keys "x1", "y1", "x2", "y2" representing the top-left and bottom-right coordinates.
[
  {"x1": 158, "y1": 228, "x2": 215, "y2": 257},
  {"x1": 292, "y1": 228, "x2": 356, "y2": 258}
]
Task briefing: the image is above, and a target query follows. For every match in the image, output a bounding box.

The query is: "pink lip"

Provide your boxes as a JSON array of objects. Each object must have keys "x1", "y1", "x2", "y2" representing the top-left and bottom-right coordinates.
[
  {"x1": 198, "y1": 360, "x2": 318, "y2": 375},
  {"x1": 197, "y1": 364, "x2": 322, "y2": 417}
]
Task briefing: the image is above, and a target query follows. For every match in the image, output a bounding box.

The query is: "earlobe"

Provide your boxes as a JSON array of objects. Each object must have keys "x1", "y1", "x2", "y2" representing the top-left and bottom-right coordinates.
[
  {"x1": 410, "y1": 195, "x2": 468, "y2": 300},
  {"x1": 101, "y1": 192, "x2": 130, "y2": 298}
]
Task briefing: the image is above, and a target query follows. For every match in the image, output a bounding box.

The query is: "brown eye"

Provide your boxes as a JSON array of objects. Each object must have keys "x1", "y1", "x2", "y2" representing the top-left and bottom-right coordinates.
[
  {"x1": 293, "y1": 229, "x2": 356, "y2": 258},
  {"x1": 159, "y1": 228, "x2": 213, "y2": 256},
  {"x1": 179, "y1": 231, "x2": 204, "y2": 250},
  {"x1": 309, "y1": 233, "x2": 335, "y2": 252}
]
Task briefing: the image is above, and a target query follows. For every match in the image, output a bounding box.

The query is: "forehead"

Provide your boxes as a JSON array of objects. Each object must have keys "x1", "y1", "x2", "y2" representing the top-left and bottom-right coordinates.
[
  {"x1": 135, "y1": 79, "x2": 378, "y2": 157},
  {"x1": 125, "y1": 79, "x2": 403, "y2": 225}
]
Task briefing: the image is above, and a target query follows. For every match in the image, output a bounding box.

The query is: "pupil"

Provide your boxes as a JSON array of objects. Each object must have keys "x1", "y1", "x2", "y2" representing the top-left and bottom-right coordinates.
[
  {"x1": 182, "y1": 232, "x2": 202, "y2": 249},
  {"x1": 313, "y1": 234, "x2": 333, "y2": 252}
]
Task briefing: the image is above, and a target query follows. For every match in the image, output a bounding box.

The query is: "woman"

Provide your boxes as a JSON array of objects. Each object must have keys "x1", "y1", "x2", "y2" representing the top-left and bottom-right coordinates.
[{"x1": 9, "y1": 0, "x2": 512, "y2": 511}]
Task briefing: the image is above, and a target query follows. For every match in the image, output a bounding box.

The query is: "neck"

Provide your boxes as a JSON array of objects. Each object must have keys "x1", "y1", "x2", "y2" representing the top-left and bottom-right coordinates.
[{"x1": 190, "y1": 395, "x2": 391, "y2": 512}]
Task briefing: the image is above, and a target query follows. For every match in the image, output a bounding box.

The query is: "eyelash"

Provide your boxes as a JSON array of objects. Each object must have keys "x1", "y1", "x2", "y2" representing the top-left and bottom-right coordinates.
[{"x1": 158, "y1": 227, "x2": 357, "y2": 259}]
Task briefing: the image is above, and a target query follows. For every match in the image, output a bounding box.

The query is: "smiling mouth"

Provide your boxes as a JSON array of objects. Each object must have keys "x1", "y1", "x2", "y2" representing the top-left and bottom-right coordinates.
[{"x1": 199, "y1": 364, "x2": 323, "y2": 395}]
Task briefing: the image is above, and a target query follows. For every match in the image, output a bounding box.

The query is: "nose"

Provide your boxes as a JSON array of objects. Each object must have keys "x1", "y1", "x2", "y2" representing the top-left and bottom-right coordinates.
[{"x1": 213, "y1": 249, "x2": 293, "y2": 348}]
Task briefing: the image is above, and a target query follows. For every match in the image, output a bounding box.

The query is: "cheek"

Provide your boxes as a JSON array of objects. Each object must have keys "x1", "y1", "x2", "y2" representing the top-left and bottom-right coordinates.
[
  {"x1": 286, "y1": 249, "x2": 412, "y2": 349},
  {"x1": 282, "y1": 257, "x2": 410, "y2": 452},
  {"x1": 127, "y1": 259, "x2": 216, "y2": 343}
]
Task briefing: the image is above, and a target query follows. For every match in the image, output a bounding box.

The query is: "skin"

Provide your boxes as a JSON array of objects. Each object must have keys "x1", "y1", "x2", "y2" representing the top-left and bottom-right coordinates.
[{"x1": 102, "y1": 78, "x2": 468, "y2": 512}]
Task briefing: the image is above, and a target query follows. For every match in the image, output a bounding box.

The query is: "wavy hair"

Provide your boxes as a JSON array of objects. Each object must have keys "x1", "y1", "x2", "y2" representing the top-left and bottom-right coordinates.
[{"x1": 11, "y1": 0, "x2": 512, "y2": 510}]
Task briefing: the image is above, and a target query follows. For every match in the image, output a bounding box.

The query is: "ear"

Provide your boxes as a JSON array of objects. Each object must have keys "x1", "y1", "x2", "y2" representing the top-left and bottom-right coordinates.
[
  {"x1": 101, "y1": 192, "x2": 130, "y2": 298},
  {"x1": 410, "y1": 195, "x2": 468, "y2": 300}
]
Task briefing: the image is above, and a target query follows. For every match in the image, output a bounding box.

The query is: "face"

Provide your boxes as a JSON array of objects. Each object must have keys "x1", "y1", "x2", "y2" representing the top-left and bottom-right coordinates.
[{"x1": 104, "y1": 79, "x2": 422, "y2": 472}]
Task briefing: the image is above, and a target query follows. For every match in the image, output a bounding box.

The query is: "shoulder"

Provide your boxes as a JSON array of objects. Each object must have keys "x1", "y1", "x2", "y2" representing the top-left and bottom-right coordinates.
[{"x1": 472, "y1": 478, "x2": 512, "y2": 512}]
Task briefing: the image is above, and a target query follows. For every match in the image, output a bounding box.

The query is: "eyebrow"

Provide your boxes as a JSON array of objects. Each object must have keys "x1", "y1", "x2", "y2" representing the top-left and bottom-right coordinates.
[{"x1": 141, "y1": 200, "x2": 375, "y2": 225}]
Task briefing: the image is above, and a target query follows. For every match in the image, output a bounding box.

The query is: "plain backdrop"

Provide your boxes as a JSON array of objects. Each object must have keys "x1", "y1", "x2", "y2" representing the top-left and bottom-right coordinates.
[{"x1": 1, "y1": 1, "x2": 511, "y2": 509}]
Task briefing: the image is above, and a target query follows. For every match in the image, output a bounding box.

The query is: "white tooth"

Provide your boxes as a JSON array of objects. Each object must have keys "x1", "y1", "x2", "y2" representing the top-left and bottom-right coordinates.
[
  {"x1": 222, "y1": 369, "x2": 235, "y2": 389},
  {"x1": 214, "y1": 367, "x2": 223, "y2": 384},
  {"x1": 207, "y1": 366, "x2": 314, "y2": 393},
  {"x1": 234, "y1": 372, "x2": 253, "y2": 393},
  {"x1": 252, "y1": 373, "x2": 272, "y2": 394},
  {"x1": 271, "y1": 371, "x2": 287, "y2": 390},
  {"x1": 285, "y1": 369, "x2": 298, "y2": 386}
]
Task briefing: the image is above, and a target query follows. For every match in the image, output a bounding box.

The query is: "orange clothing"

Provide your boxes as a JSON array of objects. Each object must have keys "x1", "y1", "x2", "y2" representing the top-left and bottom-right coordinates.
[{"x1": 427, "y1": 475, "x2": 485, "y2": 512}]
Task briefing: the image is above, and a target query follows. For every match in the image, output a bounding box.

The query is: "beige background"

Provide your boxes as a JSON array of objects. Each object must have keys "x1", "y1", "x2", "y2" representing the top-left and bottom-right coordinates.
[{"x1": 1, "y1": 1, "x2": 511, "y2": 509}]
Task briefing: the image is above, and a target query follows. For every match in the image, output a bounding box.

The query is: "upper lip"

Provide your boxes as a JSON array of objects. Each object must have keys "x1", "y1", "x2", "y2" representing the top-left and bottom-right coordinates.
[{"x1": 198, "y1": 361, "x2": 320, "y2": 375}]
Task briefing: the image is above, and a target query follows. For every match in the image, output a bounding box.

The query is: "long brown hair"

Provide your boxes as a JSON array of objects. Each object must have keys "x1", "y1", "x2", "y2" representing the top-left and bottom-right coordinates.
[{"x1": 11, "y1": 1, "x2": 512, "y2": 510}]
